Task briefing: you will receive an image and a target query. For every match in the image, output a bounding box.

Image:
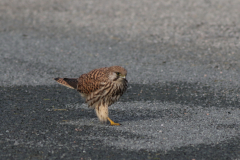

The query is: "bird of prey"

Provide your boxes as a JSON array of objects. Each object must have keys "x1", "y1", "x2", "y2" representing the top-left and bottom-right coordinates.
[{"x1": 54, "y1": 66, "x2": 128, "y2": 126}]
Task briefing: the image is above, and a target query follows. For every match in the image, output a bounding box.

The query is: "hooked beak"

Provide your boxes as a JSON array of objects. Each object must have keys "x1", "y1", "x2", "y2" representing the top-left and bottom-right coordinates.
[{"x1": 121, "y1": 75, "x2": 126, "y2": 79}]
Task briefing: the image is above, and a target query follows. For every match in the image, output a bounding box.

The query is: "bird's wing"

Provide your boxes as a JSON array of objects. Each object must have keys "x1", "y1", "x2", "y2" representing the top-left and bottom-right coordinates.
[{"x1": 77, "y1": 72, "x2": 106, "y2": 95}]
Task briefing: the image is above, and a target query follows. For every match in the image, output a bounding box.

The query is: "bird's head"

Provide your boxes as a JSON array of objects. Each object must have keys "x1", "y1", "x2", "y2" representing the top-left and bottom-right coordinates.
[{"x1": 108, "y1": 66, "x2": 127, "y2": 82}]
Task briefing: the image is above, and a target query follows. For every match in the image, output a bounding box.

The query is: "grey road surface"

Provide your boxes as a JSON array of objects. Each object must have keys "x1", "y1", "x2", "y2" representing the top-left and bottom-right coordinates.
[{"x1": 1, "y1": 0, "x2": 240, "y2": 159}]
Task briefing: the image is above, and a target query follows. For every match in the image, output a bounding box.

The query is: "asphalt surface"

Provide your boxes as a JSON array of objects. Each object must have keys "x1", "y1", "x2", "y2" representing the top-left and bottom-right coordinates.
[{"x1": 1, "y1": 0, "x2": 240, "y2": 159}]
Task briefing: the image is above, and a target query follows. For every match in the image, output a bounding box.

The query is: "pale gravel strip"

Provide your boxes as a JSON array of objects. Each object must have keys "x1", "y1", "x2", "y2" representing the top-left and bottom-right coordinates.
[{"x1": 61, "y1": 102, "x2": 240, "y2": 151}]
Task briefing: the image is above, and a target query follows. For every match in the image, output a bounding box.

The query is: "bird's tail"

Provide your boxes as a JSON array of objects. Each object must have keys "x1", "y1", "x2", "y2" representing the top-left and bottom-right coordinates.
[{"x1": 54, "y1": 78, "x2": 78, "y2": 89}]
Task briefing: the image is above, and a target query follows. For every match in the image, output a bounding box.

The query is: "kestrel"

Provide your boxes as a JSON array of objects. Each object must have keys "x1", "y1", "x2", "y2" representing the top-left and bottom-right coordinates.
[{"x1": 54, "y1": 66, "x2": 128, "y2": 126}]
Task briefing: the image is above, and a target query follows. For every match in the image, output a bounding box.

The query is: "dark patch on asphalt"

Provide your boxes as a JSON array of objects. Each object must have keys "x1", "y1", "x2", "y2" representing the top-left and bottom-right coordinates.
[
  {"x1": 142, "y1": 135, "x2": 240, "y2": 160},
  {"x1": 1, "y1": 82, "x2": 239, "y2": 125},
  {"x1": 1, "y1": 81, "x2": 240, "y2": 109},
  {"x1": 1, "y1": 84, "x2": 240, "y2": 159},
  {"x1": 1, "y1": 123, "x2": 239, "y2": 160},
  {"x1": 125, "y1": 82, "x2": 240, "y2": 108}
]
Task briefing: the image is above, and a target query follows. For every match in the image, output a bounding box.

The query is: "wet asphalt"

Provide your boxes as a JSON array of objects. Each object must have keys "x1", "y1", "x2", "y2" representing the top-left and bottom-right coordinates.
[{"x1": 1, "y1": 0, "x2": 240, "y2": 159}]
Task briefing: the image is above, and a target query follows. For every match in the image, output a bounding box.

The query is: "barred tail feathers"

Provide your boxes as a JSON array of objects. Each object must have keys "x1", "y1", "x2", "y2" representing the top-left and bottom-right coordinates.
[{"x1": 54, "y1": 78, "x2": 78, "y2": 89}]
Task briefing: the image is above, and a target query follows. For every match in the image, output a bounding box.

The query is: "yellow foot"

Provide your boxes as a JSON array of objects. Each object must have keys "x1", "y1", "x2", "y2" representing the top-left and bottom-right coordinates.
[{"x1": 107, "y1": 117, "x2": 121, "y2": 126}]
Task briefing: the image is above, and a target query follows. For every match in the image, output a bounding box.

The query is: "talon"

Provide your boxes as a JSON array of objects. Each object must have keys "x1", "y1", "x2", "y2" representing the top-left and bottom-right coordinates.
[{"x1": 107, "y1": 117, "x2": 121, "y2": 126}]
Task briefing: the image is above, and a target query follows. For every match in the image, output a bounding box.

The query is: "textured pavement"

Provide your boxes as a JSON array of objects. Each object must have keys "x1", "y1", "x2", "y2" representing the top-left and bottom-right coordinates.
[{"x1": 1, "y1": 0, "x2": 240, "y2": 159}]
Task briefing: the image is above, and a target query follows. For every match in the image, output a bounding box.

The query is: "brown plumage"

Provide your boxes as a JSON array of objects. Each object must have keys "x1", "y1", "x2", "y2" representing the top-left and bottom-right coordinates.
[{"x1": 54, "y1": 66, "x2": 128, "y2": 125}]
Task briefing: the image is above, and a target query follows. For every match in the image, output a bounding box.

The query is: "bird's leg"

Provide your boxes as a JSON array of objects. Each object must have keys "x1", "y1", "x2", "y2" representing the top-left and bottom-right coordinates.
[{"x1": 107, "y1": 117, "x2": 121, "y2": 126}]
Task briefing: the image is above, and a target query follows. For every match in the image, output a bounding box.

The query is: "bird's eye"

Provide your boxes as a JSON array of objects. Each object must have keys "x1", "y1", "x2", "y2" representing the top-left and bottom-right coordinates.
[{"x1": 116, "y1": 72, "x2": 121, "y2": 76}]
